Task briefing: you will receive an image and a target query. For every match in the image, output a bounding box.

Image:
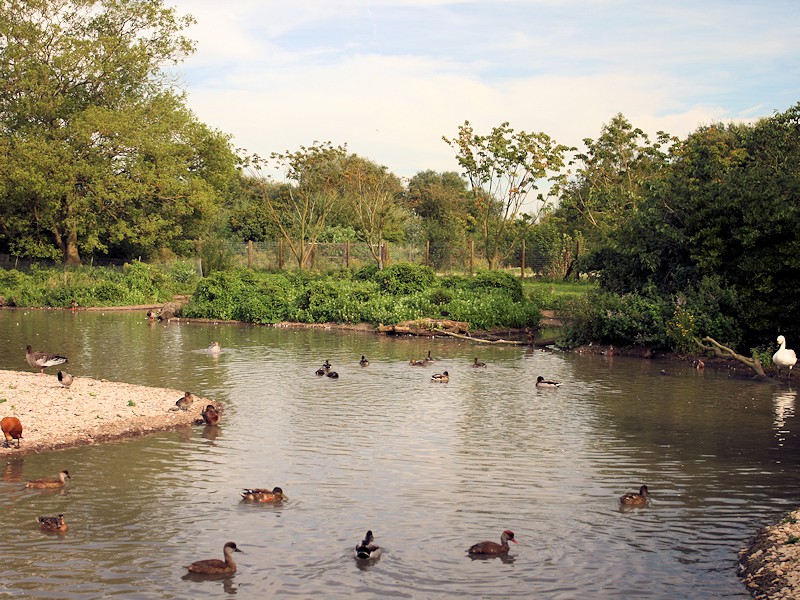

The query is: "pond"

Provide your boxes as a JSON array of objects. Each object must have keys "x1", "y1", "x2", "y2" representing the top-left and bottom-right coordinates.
[{"x1": 1, "y1": 309, "x2": 798, "y2": 598}]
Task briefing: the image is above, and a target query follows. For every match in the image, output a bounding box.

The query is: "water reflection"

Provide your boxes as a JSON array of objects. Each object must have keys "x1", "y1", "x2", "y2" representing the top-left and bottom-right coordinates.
[{"x1": 1, "y1": 311, "x2": 799, "y2": 598}]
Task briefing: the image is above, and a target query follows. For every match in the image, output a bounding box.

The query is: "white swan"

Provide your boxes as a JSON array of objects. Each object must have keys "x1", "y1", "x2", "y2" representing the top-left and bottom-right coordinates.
[{"x1": 773, "y1": 335, "x2": 797, "y2": 380}]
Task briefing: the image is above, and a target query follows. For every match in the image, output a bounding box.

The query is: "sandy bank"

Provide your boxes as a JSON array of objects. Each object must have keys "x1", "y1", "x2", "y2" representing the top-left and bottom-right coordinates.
[
  {"x1": 739, "y1": 509, "x2": 800, "y2": 599},
  {"x1": 0, "y1": 369, "x2": 216, "y2": 454}
]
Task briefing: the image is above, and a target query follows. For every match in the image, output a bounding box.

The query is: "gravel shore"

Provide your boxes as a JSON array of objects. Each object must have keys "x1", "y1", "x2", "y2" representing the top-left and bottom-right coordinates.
[
  {"x1": 739, "y1": 509, "x2": 800, "y2": 599},
  {"x1": 0, "y1": 369, "x2": 215, "y2": 454}
]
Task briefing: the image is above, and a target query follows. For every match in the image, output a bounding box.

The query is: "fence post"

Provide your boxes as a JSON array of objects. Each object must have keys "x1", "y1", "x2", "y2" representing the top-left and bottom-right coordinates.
[
  {"x1": 521, "y1": 238, "x2": 525, "y2": 279},
  {"x1": 310, "y1": 242, "x2": 316, "y2": 269},
  {"x1": 425, "y1": 240, "x2": 430, "y2": 267},
  {"x1": 384, "y1": 241, "x2": 389, "y2": 266},
  {"x1": 469, "y1": 240, "x2": 474, "y2": 276},
  {"x1": 247, "y1": 240, "x2": 253, "y2": 269},
  {"x1": 278, "y1": 239, "x2": 284, "y2": 270},
  {"x1": 345, "y1": 240, "x2": 350, "y2": 269}
]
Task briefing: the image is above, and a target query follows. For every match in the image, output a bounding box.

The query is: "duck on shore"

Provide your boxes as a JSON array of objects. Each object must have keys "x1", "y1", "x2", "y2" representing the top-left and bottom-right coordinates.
[
  {"x1": 25, "y1": 345, "x2": 68, "y2": 375},
  {"x1": 1, "y1": 416, "x2": 22, "y2": 448}
]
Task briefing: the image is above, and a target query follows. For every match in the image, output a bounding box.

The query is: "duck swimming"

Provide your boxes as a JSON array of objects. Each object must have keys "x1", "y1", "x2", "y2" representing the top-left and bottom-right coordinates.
[
  {"x1": 423, "y1": 350, "x2": 435, "y2": 364},
  {"x1": 37, "y1": 514, "x2": 68, "y2": 533},
  {"x1": 409, "y1": 359, "x2": 427, "y2": 367},
  {"x1": 619, "y1": 484, "x2": 649, "y2": 506},
  {"x1": 201, "y1": 404, "x2": 221, "y2": 426},
  {"x1": 207, "y1": 342, "x2": 221, "y2": 354},
  {"x1": 535, "y1": 376, "x2": 561, "y2": 388},
  {"x1": 472, "y1": 357, "x2": 487, "y2": 368},
  {"x1": 186, "y1": 541, "x2": 242, "y2": 575},
  {"x1": 431, "y1": 371, "x2": 449, "y2": 383},
  {"x1": 359, "y1": 355, "x2": 369, "y2": 367},
  {"x1": 326, "y1": 370, "x2": 339, "y2": 379},
  {"x1": 467, "y1": 530, "x2": 518, "y2": 555},
  {"x1": 26, "y1": 469, "x2": 71, "y2": 489},
  {"x1": 241, "y1": 486, "x2": 288, "y2": 503},
  {"x1": 354, "y1": 530, "x2": 382, "y2": 560},
  {"x1": 25, "y1": 345, "x2": 68, "y2": 375}
]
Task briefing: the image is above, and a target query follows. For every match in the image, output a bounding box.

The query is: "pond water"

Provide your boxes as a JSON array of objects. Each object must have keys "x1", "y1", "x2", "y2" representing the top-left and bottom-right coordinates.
[{"x1": 1, "y1": 309, "x2": 798, "y2": 599}]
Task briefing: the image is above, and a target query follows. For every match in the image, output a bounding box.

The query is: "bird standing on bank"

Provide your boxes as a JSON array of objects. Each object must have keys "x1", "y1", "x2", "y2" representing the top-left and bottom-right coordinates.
[
  {"x1": 1, "y1": 416, "x2": 22, "y2": 448},
  {"x1": 773, "y1": 335, "x2": 797, "y2": 381},
  {"x1": 25, "y1": 345, "x2": 68, "y2": 375}
]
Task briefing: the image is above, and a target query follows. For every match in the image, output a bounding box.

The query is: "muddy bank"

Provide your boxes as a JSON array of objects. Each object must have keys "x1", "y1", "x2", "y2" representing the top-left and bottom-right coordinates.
[{"x1": 0, "y1": 369, "x2": 217, "y2": 455}]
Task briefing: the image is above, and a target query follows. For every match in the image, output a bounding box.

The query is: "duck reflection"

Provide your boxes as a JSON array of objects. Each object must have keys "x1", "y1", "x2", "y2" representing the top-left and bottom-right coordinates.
[
  {"x1": 181, "y1": 572, "x2": 238, "y2": 594},
  {"x1": 202, "y1": 424, "x2": 222, "y2": 442},
  {"x1": 2, "y1": 457, "x2": 24, "y2": 481},
  {"x1": 772, "y1": 389, "x2": 796, "y2": 433},
  {"x1": 467, "y1": 553, "x2": 516, "y2": 564}
]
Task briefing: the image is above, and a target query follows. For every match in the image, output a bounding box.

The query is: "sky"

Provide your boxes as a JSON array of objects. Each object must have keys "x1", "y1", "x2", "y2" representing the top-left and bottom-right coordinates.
[{"x1": 172, "y1": 0, "x2": 800, "y2": 180}]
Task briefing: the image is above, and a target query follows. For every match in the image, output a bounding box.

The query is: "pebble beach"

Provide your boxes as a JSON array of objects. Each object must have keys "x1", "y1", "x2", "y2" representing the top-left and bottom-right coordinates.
[{"x1": 0, "y1": 369, "x2": 214, "y2": 455}]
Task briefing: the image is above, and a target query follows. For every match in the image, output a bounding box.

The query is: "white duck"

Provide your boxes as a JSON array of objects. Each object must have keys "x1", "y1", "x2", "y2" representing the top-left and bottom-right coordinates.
[{"x1": 773, "y1": 335, "x2": 797, "y2": 380}]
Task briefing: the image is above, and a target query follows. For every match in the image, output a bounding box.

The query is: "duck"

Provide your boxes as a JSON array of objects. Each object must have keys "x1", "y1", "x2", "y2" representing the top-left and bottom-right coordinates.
[
  {"x1": 175, "y1": 391, "x2": 194, "y2": 411},
  {"x1": 359, "y1": 355, "x2": 369, "y2": 367},
  {"x1": 773, "y1": 335, "x2": 797, "y2": 380},
  {"x1": 472, "y1": 357, "x2": 487, "y2": 368},
  {"x1": 467, "y1": 530, "x2": 519, "y2": 555},
  {"x1": 535, "y1": 376, "x2": 561, "y2": 388},
  {"x1": 25, "y1": 345, "x2": 68, "y2": 375},
  {"x1": 57, "y1": 370, "x2": 74, "y2": 388},
  {"x1": 409, "y1": 359, "x2": 427, "y2": 367},
  {"x1": 241, "y1": 486, "x2": 287, "y2": 503},
  {"x1": 26, "y1": 469, "x2": 71, "y2": 489},
  {"x1": 207, "y1": 341, "x2": 221, "y2": 354},
  {"x1": 619, "y1": 484, "x2": 649, "y2": 506},
  {"x1": 423, "y1": 350, "x2": 435, "y2": 364},
  {"x1": 326, "y1": 370, "x2": 339, "y2": 379},
  {"x1": 36, "y1": 514, "x2": 68, "y2": 533},
  {"x1": 201, "y1": 404, "x2": 221, "y2": 426},
  {"x1": 354, "y1": 530, "x2": 382, "y2": 560},
  {"x1": 1, "y1": 416, "x2": 23, "y2": 448},
  {"x1": 431, "y1": 371, "x2": 449, "y2": 383},
  {"x1": 186, "y1": 541, "x2": 242, "y2": 575}
]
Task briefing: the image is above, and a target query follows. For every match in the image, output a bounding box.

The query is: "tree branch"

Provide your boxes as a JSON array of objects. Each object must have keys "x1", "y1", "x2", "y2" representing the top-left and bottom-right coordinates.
[{"x1": 696, "y1": 336, "x2": 766, "y2": 377}]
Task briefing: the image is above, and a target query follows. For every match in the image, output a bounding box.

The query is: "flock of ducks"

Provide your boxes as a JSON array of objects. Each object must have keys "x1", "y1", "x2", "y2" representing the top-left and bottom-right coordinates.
[{"x1": 11, "y1": 333, "x2": 799, "y2": 577}]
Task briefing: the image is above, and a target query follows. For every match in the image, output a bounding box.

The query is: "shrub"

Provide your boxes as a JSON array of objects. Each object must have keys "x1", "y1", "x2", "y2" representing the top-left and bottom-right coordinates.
[
  {"x1": 373, "y1": 263, "x2": 436, "y2": 295},
  {"x1": 470, "y1": 270, "x2": 524, "y2": 302}
]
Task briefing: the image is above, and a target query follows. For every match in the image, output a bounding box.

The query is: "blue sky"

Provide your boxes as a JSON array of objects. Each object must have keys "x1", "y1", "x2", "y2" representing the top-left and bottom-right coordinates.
[{"x1": 174, "y1": 0, "x2": 800, "y2": 179}]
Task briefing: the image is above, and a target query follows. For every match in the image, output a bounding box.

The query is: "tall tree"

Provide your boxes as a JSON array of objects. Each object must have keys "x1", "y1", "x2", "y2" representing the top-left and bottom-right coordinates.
[
  {"x1": 0, "y1": 0, "x2": 237, "y2": 264},
  {"x1": 406, "y1": 170, "x2": 473, "y2": 269},
  {"x1": 340, "y1": 155, "x2": 405, "y2": 268},
  {"x1": 250, "y1": 142, "x2": 348, "y2": 269},
  {"x1": 443, "y1": 121, "x2": 568, "y2": 269}
]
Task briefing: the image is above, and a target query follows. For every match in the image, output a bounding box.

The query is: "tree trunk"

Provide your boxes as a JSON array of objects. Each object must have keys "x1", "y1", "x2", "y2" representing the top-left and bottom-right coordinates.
[{"x1": 55, "y1": 225, "x2": 81, "y2": 265}]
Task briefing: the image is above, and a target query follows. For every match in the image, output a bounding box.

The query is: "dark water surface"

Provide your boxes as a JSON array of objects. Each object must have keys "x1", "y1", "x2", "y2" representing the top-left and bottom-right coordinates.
[{"x1": 1, "y1": 309, "x2": 798, "y2": 598}]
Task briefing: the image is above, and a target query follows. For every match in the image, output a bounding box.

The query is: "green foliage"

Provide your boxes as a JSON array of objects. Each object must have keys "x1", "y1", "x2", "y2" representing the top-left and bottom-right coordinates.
[
  {"x1": 0, "y1": 263, "x2": 188, "y2": 307},
  {"x1": 470, "y1": 270, "x2": 523, "y2": 302},
  {"x1": 373, "y1": 263, "x2": 436, "y2": 295}
]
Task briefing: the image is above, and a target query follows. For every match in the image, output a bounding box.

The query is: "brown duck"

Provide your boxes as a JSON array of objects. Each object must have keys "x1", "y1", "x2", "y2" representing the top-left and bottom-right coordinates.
[
  {"x1": 241, "y1": 486, "x2": 288, "y2": 503},
  {"x1": 26, "y1": 469, "x2": 71, "y2": 489},
  {"x1": 175, "y1": 392, "x2": 194, "y2": 411},
  {"x1": 37, "y1": 514, "x2": 68, "y2": 533},
  {"x1": 619, "y1": 485, "x2": 649, "y2": 506},
  {"x1": 1, "y1": 416, "x2": 22, "y2": 448},
  {"x1": 201, "y1": 404, "x2": 221, "y2": 426},
  {"x1": 467, "y1": 530, "x2": 519, "y2": 555},
  {"x1": 186, "y1": 541, "x2": 242, "y2": 575},
  {"x1": 26, "y1": 345, "x2": 68, "y2": 375}
]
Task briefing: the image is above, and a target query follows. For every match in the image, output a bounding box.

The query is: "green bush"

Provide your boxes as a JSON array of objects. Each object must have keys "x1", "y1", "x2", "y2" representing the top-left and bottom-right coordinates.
[
  {"x1": 470, "y1": 270, "x2": 524, "y2": 302},
  {"x1": 372, "y1": 263, "x2": 436, "y2": 295}
]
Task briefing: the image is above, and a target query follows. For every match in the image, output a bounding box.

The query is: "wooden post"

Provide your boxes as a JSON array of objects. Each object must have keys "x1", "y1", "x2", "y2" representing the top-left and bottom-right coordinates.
[
  {"x1": 383, "y1": 241, "x2": 389, "y2": 266},
  {"x1": 426, "y1": 240, "x2": 430, "y2": 267},
  {"x1": 310, "y1": 243, "x2": 316, "y2": 270},
  {"x1": 520, "y1": 238, "x2": 525, "y2": 279},
  {"x1": 469, "y1": 240, "x2": 474, "y2": 276},
  {"x1": 345, "y1": 240, "x2": 350, "y2": 269},
  {"x1": 247, "y1": 240, "x2": 253, "y2": 269},
  {"x1": 278, "y1": 238, "x2": 284, "y2": 270}
]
